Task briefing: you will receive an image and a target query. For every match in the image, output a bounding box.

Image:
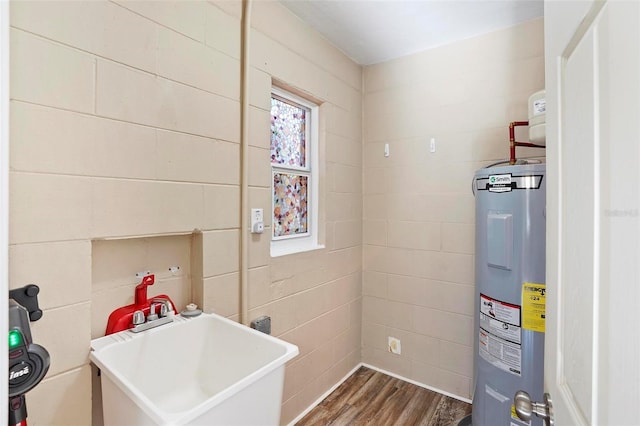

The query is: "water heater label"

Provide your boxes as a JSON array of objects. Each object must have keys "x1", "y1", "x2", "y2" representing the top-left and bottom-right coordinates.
[
  {"x1": 488, "y1": 174, "x2": 512, "y2": 192},
  {"x1": 480, "y1": 313, "x2": 521, "y2": 344},
  {"x1": 533, "y1": 98, "x2": 546, "y2": 116},
  {"x1": 479, "y1": 294, "x2": 522, "y2": 376},
  {"x1": 476, "y1": 174, "x2": 543, "y2": 192},
  {"x1": 479, "y1": 329, "x2": 522, "y2": 377},
  {"x1": 480, "y1": 294, "x2": 520, "y2": 326},
  {"x1": 522, "y1": 283, "x2": 546, "y2": 332}
]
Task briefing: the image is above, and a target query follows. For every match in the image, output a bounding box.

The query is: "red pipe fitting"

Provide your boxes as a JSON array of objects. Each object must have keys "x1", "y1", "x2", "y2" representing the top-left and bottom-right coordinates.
[
  {"x1": 135, "y1": 274, "x2": 154, "y2": 306},
  {"x1": 509, "y1": 121, "x2": 530, "y2": 165}
]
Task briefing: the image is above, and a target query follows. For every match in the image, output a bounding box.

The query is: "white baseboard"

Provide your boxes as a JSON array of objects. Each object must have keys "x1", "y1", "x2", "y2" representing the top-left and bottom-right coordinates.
[
  {"x1": 361, "y1": 363, "x2": 472, "y2": 404},
  {"x1": 287, "y1": 362, "x2": 471, "y2": 425}
]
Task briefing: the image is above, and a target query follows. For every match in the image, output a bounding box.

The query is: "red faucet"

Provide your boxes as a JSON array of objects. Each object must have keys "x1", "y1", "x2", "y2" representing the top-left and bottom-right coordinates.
[
  {"x1": 135, "y1": 274, "x2": 154, "y2": 306},
  {"x1": 104, "y1": 274, "x2": 177, "y2": 335}
]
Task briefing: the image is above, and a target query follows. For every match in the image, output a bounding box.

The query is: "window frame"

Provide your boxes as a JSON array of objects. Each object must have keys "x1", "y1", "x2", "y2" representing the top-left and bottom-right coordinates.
[{"x1": 270, "y1": 87, "x2": 322, "y2": 257}]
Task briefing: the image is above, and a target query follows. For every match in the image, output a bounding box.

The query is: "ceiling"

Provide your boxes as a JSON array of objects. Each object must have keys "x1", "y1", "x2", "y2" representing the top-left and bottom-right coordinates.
[{"x1": 280, "y1": 0, "x2": 544, "y2": 65}]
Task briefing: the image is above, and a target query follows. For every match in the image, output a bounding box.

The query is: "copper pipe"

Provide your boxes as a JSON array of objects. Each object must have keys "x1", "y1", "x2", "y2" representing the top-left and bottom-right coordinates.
[{"x1": 509, "y1": 121, "x2": 530, "y2": 165}]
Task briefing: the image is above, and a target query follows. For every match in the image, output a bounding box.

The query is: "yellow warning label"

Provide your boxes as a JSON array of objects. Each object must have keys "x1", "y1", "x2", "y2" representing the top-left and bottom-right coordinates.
[
  {"x1": 511, "y1": 404, "x2": 530, "y2": 425},
  {"x1": 522, "y1": 282, "x2": 546, "y2": 332}
]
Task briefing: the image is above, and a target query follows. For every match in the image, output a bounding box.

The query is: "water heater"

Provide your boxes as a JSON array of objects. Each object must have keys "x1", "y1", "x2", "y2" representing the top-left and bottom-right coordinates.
[{"x1": 471, "y1": 163, "x2": 546, "y2": 426}]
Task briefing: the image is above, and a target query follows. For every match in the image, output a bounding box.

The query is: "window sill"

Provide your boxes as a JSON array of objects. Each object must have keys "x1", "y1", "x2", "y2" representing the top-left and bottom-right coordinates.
[{"x1": 270, "y1": 241, "x2": 325, "y2": 258}]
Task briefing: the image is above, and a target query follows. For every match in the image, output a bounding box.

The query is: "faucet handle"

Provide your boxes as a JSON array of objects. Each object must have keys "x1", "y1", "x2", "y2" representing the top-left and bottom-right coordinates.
[
  {"x1": 147, "y1": 303, "x2": 159, "y2": 322},
  {"x1": 151, "y1": 298, "x2": 174, "y2": 318},
  {"x1": 159, "y1": 302, "x2": 168, "y2": 318},
  {"x1": 132, "y1": 310, "x2": 145, "y2": 326}
]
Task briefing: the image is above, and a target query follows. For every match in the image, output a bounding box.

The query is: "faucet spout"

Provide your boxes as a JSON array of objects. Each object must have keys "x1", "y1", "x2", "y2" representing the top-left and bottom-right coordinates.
[{"x1": 134, "y1": 274, "x2": 155, "y2": 306}]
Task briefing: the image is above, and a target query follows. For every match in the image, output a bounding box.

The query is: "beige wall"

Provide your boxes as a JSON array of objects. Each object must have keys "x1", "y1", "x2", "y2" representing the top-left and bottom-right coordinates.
[
  {"x1": 361, "y1": 18, "x2": 545, "y2": 399},
  {"x1": 8, "y1": 1, "x2": 544, "y2": 422},
  {"x1": 245, "y1": 2, "x2": 363, "y2": 422},
  {"x1": 8, "y1": 1, "x2": 361, "y2": 425}
]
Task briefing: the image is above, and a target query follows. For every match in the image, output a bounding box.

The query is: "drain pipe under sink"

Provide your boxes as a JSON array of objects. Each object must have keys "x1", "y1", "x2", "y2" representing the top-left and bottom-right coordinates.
[{"x1": 239, "y1": 0, "x2": 253, "y2": 326}]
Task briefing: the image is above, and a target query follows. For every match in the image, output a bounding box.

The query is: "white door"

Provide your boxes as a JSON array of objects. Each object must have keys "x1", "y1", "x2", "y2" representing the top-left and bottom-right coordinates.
[{"x1": 544, "y1": 0, "x2": 640, "y2": 425}]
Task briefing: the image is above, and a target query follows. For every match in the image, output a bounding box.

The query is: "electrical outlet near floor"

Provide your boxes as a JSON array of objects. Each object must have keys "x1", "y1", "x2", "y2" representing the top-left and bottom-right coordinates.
[{"x1": 388, "y1": 336, "x2": 401, "y2": 355}]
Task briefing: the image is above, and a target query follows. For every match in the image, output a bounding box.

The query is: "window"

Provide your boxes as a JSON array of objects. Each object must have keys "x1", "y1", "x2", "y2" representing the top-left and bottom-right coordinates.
[{"x1": 270, "y1": 87, "x2": 321, "y2": 256}]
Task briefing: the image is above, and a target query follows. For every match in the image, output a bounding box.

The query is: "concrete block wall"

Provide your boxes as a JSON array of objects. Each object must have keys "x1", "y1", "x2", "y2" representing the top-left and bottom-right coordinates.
[
  {"x1": 8, "y1": 1, "x2": 362, "y2": 424},
  {"x1": 361, "y1": 18, "x2": 545, "y2": 400},
  {"x1": 243, "y1": 2, "x2": 363, "y2": 421},
  {"x1": 9, "y1": 1, "x2": 243, "y2": 423}
]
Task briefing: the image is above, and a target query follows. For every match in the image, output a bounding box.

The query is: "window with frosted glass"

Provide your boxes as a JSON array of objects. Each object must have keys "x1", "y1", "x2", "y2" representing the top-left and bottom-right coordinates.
[
  {"x1": 270, "y1": 94, "x2": 311, "y2": 239},
  {"x1": 271, "y1": 96, "x2": 306, "y2": 168},
  {"x1": 273, "y1": 173, "x2": 308, "y2": 237}
]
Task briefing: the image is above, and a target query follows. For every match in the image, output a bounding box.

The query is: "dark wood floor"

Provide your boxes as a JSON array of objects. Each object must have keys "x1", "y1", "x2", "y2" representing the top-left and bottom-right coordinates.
[{"x1": 296, "y1": 366, "x2": 471, "y2": 426}]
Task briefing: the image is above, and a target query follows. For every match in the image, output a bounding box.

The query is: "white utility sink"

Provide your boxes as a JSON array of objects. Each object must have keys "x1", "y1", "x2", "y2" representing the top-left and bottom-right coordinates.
[{"x1": 90, "y1": 313, "x2": 298, "y2": 426}]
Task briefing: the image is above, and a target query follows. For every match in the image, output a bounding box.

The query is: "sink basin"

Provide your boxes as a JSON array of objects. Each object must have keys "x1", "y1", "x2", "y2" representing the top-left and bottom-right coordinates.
[{"x1": 90, "y1": 313, "x2": 298, "y2": 425}]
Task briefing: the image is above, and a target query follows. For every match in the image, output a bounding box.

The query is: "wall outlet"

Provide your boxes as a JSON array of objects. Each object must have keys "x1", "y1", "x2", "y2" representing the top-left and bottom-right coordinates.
[{"x1": 388, "y1": 336, "x2": 401, "y2": 355}]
